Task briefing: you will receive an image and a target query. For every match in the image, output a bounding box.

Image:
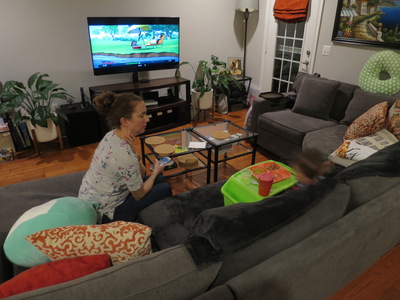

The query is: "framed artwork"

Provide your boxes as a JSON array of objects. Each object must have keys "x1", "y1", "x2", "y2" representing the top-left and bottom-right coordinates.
[
  {"x1": 228, "y1": 57, "x2": 243, "y2": 77},
  {"x1": 332, "y1": 0, "x2": 400, "y2": 49}
]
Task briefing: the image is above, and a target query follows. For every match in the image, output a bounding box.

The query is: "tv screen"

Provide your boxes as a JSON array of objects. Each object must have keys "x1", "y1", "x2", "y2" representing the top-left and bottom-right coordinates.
[{"x1": 87, "y1": 17, "x2": 180, "y2": 76}]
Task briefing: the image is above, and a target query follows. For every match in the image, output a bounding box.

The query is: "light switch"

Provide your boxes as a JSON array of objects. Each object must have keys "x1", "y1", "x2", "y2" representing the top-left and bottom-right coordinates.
[{"x1": 322, "y1": 45, "x2": 331, "y2": 56}]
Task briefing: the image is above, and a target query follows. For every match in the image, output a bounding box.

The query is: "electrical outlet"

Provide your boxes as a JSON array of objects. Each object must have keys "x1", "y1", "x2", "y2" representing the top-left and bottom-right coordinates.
[{"x1": 322, "y1": 45, "x2": 331, "y2": 56}]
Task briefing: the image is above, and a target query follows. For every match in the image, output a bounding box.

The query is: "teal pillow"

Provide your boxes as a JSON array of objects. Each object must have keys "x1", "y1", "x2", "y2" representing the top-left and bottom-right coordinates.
[{"x1": 4, "y1": 197, "x2": 97, "y2": 267}]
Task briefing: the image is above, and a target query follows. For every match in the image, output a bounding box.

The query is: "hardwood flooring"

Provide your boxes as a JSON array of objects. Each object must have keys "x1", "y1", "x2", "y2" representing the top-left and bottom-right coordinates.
[
  {"x1": 1, "y1": 108, "x2": 399, "y2": 299},
  {"x1": 0, "y1": 109, "x2": 273, "y2": 193}
]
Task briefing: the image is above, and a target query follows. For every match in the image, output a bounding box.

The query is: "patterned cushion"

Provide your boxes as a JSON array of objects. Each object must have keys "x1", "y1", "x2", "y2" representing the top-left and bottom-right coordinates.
[
  {"x1": 358, "y1": 50, "x2": 400, "y2": 95},
  {"x1": 344, "y1": 102, "x2": 388, "y2": 140},
  {"x1": 26, "y1": 221, "x2": 152, "y2": 265},
  {"x1": 387, "y1": 98, "x2": 400, "y2": 140},
  {"x1": 4, "y1": 197, "x2": 97, "y2": 267}
]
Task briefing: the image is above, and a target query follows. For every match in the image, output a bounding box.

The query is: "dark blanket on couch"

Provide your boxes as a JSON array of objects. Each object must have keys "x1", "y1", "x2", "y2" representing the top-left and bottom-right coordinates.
[
  {"x1": 185, "y1": 142, "x2": 400, "y2": 268},
  {"x1": 184, "y1": 177, "x2": 340, "y2": 268}
]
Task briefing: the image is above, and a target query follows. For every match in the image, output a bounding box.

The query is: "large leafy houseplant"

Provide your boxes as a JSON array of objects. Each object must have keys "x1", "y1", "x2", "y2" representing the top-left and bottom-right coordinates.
[
  {"x1": 0, "y1": 72, "x2": 72, "y2": 128},
  {"x1": 177, "y1": 55, "x2": 240, "y2": 99}
]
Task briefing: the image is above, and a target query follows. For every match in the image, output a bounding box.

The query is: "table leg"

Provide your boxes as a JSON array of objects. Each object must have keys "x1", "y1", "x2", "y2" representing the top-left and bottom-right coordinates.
[
  {"x1": 251, "y1": 135, "x2": 258, "y2": 165},
  {"x1": 213, "y1": 147, "x2": 219, "y2": 182},
  {"x1": 140, "y1": 139, "x2": 146, "y2": 168},
  {"x1": 206, "y1": 148, "x2": 211, "y2": 184}
]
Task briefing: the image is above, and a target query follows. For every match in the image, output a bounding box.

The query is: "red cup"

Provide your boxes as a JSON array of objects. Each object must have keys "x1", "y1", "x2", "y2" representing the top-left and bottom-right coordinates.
[{"x1": 258, "y1": 172, "x2": 273, "y2": 196}]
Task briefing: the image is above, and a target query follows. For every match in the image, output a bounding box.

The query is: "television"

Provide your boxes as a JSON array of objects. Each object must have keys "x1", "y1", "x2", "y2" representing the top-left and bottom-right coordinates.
[{"x1": 87, "y1": 17, "x2": 180, "y2": 78}]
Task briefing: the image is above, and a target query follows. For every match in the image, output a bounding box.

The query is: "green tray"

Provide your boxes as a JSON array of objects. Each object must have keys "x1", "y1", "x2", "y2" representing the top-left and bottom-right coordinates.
[{"x1": 221, "y1": 160, "x2": 298, "y2": 206}]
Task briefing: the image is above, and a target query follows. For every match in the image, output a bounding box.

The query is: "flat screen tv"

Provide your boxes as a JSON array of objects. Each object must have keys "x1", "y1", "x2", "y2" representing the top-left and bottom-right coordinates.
[{"x1": 87, "y1": 17, "x2": 180, "y2": 77}]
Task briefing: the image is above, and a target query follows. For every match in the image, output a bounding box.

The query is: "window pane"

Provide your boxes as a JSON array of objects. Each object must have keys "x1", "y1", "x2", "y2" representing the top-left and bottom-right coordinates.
[
  {"x1": 273, "y1": 59, "x2": 282, "y2": 78},
  {"x1": 272, "y1": 79, "x2": 280, "y2": 91},
  {"x1": 295, "y1": 22, "x2": 305, "y2": 38}
]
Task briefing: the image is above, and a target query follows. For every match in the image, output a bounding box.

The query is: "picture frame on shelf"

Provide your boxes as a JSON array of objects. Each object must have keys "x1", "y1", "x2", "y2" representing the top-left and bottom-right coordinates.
[
  {"x1": 332, "y1": 0, "x2": 400, "y2": 49},
  {"x1": 228, "y1": 57, "x2": 243, "y2": 78}
]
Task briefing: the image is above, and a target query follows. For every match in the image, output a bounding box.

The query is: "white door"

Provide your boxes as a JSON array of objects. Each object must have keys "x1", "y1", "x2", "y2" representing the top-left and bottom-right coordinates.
[{"x1": 261, "y1": 0, "x2": 325, "y2": 93}]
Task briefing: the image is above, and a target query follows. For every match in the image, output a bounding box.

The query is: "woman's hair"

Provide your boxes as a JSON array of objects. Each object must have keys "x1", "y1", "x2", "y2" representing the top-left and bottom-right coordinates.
[
  {"x1": 93, "y1": 92, "x2": 143, "y2": 129},
  {"x1": 291, "y1": 148, "x2": 328, "y2": 180}
]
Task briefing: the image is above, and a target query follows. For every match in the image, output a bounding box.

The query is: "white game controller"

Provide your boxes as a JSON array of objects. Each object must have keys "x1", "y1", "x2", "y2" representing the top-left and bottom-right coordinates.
[{"x1": 150, "y1": 156, "x2": 173, "y2": 171}]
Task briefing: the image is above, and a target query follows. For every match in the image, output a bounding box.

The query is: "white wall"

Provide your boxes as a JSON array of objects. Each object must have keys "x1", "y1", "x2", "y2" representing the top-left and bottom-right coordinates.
[
  {"x1": 0, "y1": 0, "x2": 242, "y2": 102},
  {"x1": 313, "y1": 0, "x2": 400, "y2": 85},
  {"x1": 1, "y1": 0, "x2": 398, "y2": 104}
]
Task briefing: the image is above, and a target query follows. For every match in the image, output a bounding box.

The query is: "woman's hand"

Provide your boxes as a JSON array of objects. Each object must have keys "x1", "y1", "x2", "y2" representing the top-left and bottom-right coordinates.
[
  {"x1": 152, "y1": 159, "x2": 165, "y2": 175},
  {"x1": 125, "y1": 133, "x2": 137, "y2": 154}
]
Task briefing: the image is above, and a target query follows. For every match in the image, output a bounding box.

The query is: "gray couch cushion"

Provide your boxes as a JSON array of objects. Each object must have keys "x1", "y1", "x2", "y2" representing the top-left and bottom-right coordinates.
[
  {"x1": 343, "y1": 176, "x2": 400, "y2": 211},
  {"x1": 258, "y1": 109, "x2": 337, "y2": 146},
  {"x1": 330, "y1": 82, "x2": 358, "y2": 121},
  {"x1": 292, "y1": 77, "x2": 340, "y2": 120},
  {"x1": 302, "y1": 124, "x2": 348, "y2": 155},
  {"x1": 340, "y1": 88, "x2": 397, "y2": 125},
  {"x1": 8, "y1": 245, "x2": 222, "y2": 300},
  {"x1": 222, "y1": 184, "x2": 400, "y2": 300}
]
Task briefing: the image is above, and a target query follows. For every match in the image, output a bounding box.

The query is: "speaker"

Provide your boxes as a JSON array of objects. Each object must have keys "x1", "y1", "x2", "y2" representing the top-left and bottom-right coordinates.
[{"x1": 59, "y1": 103, "x2": 102, "y2": 147}]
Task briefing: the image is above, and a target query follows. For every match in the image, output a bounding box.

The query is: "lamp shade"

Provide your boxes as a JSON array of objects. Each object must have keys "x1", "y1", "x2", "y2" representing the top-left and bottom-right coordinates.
[{"x1": 235, "y1": 0, "x2": 259, "y2": 12}]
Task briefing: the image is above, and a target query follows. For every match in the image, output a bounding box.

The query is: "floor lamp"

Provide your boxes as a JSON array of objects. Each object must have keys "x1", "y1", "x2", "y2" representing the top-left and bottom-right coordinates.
[{"x1": 235, "y1": 0, "x2": 259, "y2": 78}]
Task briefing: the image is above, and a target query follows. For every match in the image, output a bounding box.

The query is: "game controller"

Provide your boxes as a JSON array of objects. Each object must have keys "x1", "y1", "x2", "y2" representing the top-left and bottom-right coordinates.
[{"x1": 150, "y1": 157, "x2": 173, "y2": 171}]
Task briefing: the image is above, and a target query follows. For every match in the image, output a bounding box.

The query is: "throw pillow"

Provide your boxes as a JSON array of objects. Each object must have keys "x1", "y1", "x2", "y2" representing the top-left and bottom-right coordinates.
[
  {"x1": 344, "y1": 101, "x2": 388, "y2": 140},
  {"x1": 387, "y1": 98, "x2": 400, "y2": 140},
  {"x1": 26, "y1": 221, "x2": 152, "y2": 265},
  {"x1": 0, "y1": 255, "x2": 111, "y2": 299},
  {"x1": 340, "y1": 88, "x2": 397, "y2": 125},
  {"x1": 4, "y1": 197, "x2": 97, "y2": 268},
  {"x1": 292, "y1": 76, "x2": 340, "y2": 120}
]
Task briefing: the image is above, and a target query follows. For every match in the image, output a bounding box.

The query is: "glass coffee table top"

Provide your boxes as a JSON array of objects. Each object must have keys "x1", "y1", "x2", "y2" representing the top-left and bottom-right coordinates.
[
  {"x1": 192, "y1": 120, "x2": 256, "y2": 146},
  {"x1": 140, "y1": 128, "x2": 211, "y2": 183}
]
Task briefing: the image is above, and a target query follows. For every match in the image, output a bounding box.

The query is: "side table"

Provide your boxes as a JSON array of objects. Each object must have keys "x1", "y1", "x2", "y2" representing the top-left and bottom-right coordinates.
[{"x1": 192, "y1": 120, "x2": 258, "y2": 182}]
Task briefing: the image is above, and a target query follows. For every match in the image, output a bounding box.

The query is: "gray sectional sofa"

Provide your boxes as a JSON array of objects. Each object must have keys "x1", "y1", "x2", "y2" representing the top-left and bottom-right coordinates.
[
  {"x1": 1, "y1": 141, "x2": 400, "y2": 299},
  {"x1": 248, "y1": 72, "x2": 399, "y2": 160}
]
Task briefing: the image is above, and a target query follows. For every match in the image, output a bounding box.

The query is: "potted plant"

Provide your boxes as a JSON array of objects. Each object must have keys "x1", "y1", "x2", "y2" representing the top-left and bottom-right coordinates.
[
  {"x1": 0, "y1": 72, "x2": 73, "y2": 142},
  {"x1": 177, "y1": 55, "x2": 240, "y2": 113}
]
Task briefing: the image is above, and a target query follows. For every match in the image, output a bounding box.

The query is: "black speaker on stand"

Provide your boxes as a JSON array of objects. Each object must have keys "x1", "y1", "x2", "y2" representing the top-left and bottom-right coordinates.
[{"x1": 59, "y1": 89, "x2": 102, "y2": 147}]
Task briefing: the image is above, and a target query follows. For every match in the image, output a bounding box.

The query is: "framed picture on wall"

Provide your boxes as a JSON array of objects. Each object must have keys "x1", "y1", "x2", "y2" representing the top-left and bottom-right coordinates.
[
  {"x1": 331, "y1": 0, "x2": 400, "y2": 49},
  {"x1": 228, "y1": 57, "x2": 243, "y2": 78}
]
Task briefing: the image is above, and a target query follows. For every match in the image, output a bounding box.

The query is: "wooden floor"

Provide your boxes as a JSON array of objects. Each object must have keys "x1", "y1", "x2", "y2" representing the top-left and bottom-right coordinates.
[{"x1": 2, "y1": 108, "x2": 400, "y2": 299}]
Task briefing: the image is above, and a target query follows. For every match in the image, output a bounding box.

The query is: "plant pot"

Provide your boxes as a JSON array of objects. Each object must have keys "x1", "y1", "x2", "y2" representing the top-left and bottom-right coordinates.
[
  {"x1": 26, "y1": 119, "x2": 58, "y2": 143},
  {"x1": 191, "y1": 89, "x2": 213, "y2": 110}
]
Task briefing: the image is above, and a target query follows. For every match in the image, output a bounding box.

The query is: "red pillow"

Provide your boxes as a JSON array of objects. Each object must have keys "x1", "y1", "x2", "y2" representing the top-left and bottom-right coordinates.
[{"x1": 0, "y1": 254, "x2": 111, "y2": 299}]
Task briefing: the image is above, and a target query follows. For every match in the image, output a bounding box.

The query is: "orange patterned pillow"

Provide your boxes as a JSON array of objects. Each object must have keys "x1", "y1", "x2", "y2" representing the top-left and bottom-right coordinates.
[
  {"x1": 387, "y1": 99, "x2": 400, "y2": 140},
  {"x1": 26, "y1": 221, "x2": 152, "y2": 265},
  {"x1": 344, "y1": 102, "x2": 388, "y2": 140}
]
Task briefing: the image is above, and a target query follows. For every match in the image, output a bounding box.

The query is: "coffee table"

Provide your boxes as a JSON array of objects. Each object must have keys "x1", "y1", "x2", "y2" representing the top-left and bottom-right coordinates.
[
  {"x1": 140, "y1": 128, "x2": 212, "y2": 184},
  {"x1": 191, "y1": 120, "x2": 258, "y2": 182}
]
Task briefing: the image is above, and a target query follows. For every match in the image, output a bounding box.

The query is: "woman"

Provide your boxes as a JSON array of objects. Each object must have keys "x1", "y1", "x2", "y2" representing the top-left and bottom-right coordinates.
[{"x1": 79, "y1": 92, "x2": 172, "y2": 223}]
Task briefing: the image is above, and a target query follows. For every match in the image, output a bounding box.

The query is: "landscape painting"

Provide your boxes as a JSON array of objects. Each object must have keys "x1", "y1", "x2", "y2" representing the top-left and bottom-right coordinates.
[{"x1": 332, "y1": 0, "x2": 400, "y2": 49}]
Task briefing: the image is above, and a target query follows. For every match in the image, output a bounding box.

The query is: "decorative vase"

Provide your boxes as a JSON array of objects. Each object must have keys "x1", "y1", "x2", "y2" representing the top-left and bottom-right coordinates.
[
  {"x1": 218, "y1": 94, "x2": 228, "y2": 114},
  {"x1": 26, "y1": 119, "x2": 58, "y2": 143}
]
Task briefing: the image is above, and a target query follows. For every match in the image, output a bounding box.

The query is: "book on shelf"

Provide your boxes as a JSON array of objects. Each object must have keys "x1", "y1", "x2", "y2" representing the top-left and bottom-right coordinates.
[{"x1": 18, "y1": 121, "x2": 32, "y2": 147}]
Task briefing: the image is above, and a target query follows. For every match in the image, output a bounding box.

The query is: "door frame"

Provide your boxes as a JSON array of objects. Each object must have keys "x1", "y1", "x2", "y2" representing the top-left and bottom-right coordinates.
[{"x1": 260, "y1": 0, "x2": 325, "y2": 92}]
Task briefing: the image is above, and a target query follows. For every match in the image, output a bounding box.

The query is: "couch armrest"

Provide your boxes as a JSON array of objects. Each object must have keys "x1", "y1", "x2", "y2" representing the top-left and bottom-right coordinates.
[{"x1": 248, "y1": 97, "x2": 290, "y2": 133}]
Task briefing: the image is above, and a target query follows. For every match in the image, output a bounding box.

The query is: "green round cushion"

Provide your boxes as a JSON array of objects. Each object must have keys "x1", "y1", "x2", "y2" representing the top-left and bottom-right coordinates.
[
  {"x1": 4, "y1": 197, "x2": 97, "y2": 267},
  {"x1": 358, "y1": 50, "x2": 400, "y2": 95}
]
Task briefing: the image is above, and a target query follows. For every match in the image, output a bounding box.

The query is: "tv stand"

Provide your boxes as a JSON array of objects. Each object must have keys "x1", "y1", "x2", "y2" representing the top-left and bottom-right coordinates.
[{"x1": 89, "y1": 77, "x2": 191, "y2": 136}]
